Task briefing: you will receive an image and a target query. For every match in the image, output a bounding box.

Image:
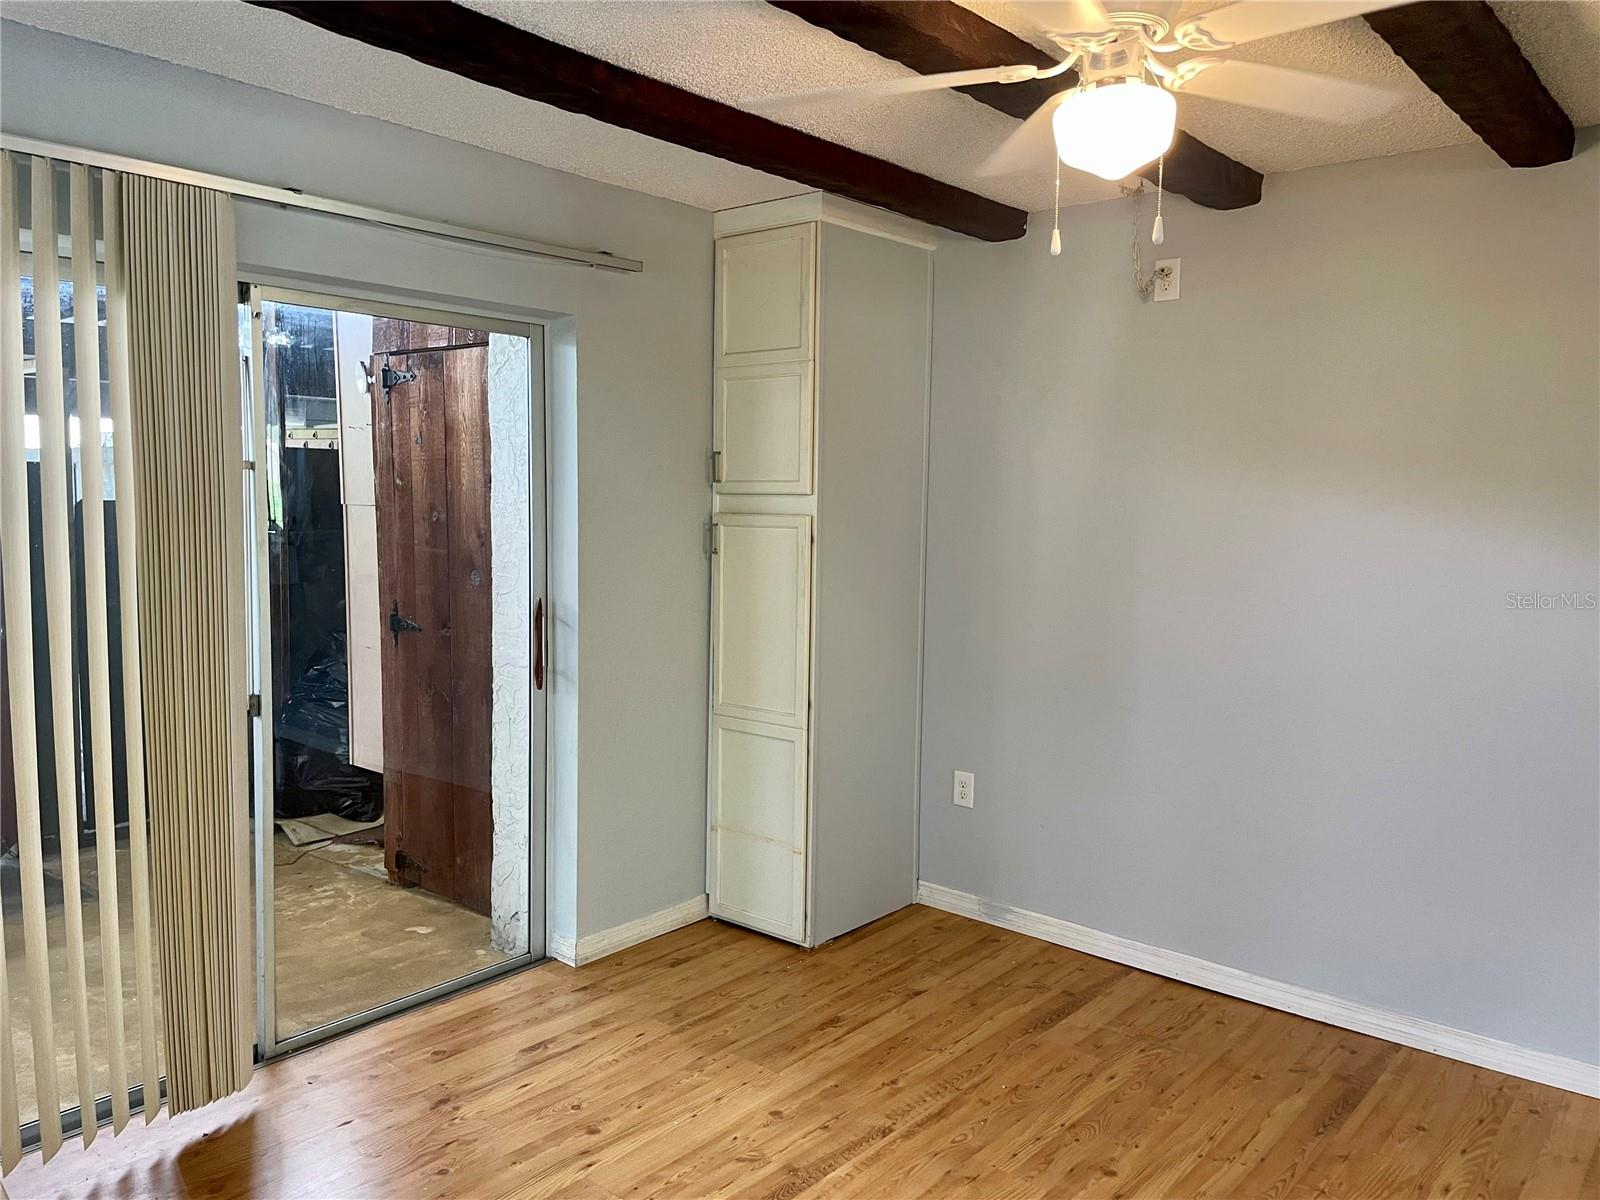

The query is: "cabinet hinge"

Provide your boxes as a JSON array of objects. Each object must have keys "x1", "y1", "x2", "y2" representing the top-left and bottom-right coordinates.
[{"x1": 247, "y1": 693, "x2": 262, "y2": 718}]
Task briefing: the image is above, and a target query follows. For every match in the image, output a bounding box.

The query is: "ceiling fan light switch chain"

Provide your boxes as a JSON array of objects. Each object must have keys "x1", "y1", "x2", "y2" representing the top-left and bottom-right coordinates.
[
  {"x1": 1152, "y1": 154, "x2": 1166, "y2": 246},
  {"x1": 1050, "y1": 156, "x2": 1063, "y2": 258}
]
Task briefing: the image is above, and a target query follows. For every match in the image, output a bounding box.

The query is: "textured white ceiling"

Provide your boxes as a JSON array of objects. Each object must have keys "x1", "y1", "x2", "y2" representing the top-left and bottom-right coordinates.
[{"x1": 3, "y1": 0, "x2": 1595, "y2": 222}]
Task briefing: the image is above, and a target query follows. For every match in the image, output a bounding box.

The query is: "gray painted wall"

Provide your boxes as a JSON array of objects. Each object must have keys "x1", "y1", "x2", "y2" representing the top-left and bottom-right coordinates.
[
  {"x1": 920, "y1": 135, "x2": 1600, "y2": 1064},
  {"x1": 809, "y1": 225, "x2": 930, "y2": 944},
  {"x1": 0, "y1": 22, "x2": 715, "y2": 944}
]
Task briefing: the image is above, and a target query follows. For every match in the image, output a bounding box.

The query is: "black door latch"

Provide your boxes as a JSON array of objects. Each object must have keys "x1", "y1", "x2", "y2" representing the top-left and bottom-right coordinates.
[{"x1": 389, "y1": 600, "x2": 423, "y2": 645}]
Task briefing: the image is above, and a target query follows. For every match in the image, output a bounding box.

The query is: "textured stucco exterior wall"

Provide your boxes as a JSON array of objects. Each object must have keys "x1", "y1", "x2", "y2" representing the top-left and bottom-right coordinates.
[{"x1": 489, "y1": 332, "x2": 532, "y2": 954}]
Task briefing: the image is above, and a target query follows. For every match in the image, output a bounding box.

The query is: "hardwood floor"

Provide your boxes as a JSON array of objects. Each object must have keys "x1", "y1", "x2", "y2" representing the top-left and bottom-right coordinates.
[{"x1": 5, "y1": 905, "x2": 1597, "y2": 1199}]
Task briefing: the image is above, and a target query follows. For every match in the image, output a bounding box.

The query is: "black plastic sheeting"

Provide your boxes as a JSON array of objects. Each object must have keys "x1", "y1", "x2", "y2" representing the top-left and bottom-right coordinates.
[{"x1": 274, "y1": 628, "x2": 383, "y2": 823}]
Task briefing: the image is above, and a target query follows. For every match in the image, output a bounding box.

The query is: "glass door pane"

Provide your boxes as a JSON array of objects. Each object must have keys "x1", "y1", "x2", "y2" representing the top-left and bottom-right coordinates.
[{"x1": 245, "y1": 291, "x2": 540, "y2": 1051}]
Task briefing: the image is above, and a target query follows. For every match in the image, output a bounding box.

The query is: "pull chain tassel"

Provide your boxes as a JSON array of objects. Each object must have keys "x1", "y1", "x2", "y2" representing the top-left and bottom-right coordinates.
[
  {"x1": 1151, "y1": 154, "x2": 1166, "y2": 246},
  {"x1": 1050, "y1": 155, "x2": 1062, "y2": 257}
]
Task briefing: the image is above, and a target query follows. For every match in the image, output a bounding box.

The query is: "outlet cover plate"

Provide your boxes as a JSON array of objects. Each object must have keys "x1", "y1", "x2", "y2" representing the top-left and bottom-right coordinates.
[
  {"x1": 954, "y1": 770, "x2": 975, "y2": 808},
  {"x1": 1154, "y1": 258, "x2": 1180, "y2": 302}
]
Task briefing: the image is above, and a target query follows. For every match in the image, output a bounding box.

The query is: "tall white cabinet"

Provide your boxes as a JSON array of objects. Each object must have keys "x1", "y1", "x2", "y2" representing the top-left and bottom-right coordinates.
[{"x1": 708, "y1": 198, "x2": 933, "y2": 947}]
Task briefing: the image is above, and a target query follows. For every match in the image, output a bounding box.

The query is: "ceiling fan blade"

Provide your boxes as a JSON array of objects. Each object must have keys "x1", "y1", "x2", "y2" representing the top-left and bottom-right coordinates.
[
  {"x1": 1173, "y1": 1, "x2": 1407, "y2": 51},
  {"x1": 1172, "y1": 60, "x2": 1405, "y2": 123},
  {"x1": 978, "y1": 92, "x2": 1070, "y2": 177},
  {"x1": 749, "y1": 64, "x2": 1040, "y2": 111},
  {"x1": 1012, "y1": 0, "x2": 1113, "y2": 39}
]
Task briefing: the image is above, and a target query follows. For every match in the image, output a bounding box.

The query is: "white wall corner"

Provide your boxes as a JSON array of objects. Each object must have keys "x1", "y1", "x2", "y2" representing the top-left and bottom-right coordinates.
[
  {"x1": 561, "y1": 894, "x2": 710, "y2": 968},
  {"x1": 916, "y1": 881, "x2": 1600, "y2": 1099}
]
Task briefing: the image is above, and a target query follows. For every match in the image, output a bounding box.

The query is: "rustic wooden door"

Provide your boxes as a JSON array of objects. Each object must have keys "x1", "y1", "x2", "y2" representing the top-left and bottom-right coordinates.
[{"x1": 370, "y1": 319, "x2": 493, "y2": 916}]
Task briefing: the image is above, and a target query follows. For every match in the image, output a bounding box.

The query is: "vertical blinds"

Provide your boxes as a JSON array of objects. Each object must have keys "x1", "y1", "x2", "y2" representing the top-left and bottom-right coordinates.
[
  {"x1": 0, "y1": 150, "x2": 163, "y2": 1169},
  {"x1": 121, "y1": 171, "x2": 254, "y2": 1116},
  {"x1": 1, "y1": 150, "x2": 252, "y2": 1173}
]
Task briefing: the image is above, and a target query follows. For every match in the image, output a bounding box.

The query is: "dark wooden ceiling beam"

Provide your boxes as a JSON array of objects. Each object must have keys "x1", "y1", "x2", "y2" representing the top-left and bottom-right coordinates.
[
  {"x1": 249, "y1": 0, "x2": 1028, "y2": 241},
  {"x1": 771, "y1": 0, "x2": 1262, "y2": 210},
  {"x1": 1363, "y1": 1, "x2": 1573, "y2": 168}
]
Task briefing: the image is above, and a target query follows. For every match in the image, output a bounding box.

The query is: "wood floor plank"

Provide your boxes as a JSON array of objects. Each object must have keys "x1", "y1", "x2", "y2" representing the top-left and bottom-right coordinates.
[
  {"x1": 1086, "y1": 1006, "x2": 1334, "y2": 1198},
  {"x1": 4, "y1": 905, "x2": 1595, "y2": 1199},
  {"x1": 641, "y1": 928, "x2": 1027, "y2": 1166},
  {"x1": 1472, "y1": 1082, "x2": 1565, "y2": 1200},
  {"x1": 1063, "y1": 1009, "x2": 1287, "y2": 1198}
]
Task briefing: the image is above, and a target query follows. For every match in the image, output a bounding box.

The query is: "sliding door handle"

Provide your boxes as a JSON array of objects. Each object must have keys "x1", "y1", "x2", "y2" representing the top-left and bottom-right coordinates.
[{"x1": 533, "y1": 598, "x2": 545, "y2": 691}]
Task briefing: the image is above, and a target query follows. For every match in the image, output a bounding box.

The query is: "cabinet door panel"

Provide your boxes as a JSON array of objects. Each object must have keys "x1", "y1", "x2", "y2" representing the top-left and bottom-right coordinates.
[
  {"x1": 716, "y1": 224, "x2": 815, "y2": 366},
  {"x1": 715, "y1": 362, "x2": 813, "y2": 495},
  {"x1": 709, "y1": 716, "x2": 807, "y2": 943},
  {"x1": 712, "y1": 514, "x2": 810, "y2": 727}
]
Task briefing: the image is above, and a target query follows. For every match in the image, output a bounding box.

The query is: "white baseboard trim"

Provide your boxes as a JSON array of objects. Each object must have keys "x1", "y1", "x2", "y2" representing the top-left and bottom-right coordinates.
[
  {"x1": 917, "y1": 881, "x2": 1599, "y2": 1098},
  {"x1": 549, "y1": 894, "x2": 710, "y2": 968}
]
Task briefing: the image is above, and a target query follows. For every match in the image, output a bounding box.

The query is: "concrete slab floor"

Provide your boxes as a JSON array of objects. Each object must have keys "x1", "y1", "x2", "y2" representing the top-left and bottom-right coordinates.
[
  {"x1": 271, "y1": 832, "x2": 509, "y2": 1037},
  {"x1": 3, "y1": 831, "x2": 511, "y2": 1129}
]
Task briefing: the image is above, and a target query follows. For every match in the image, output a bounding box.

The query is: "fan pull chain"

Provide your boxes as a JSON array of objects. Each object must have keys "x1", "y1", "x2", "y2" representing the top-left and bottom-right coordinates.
[
  {"x1": 1050, "y1": 155, "x2": 1062, "y2": 257},
  {"x1": 1152, "y1": 154, "x2": 1166, "y2": 246}
]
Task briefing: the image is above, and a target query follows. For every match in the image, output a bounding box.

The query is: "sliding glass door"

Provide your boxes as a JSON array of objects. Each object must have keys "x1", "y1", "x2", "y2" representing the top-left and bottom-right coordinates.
[{"x1": 239, "y1": 286, "x2": 545, "y2": 1057}]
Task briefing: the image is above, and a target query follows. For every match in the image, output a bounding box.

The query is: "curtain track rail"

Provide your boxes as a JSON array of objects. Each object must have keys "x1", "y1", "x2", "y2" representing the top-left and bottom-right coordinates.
[{"x1": 0, "y1": 133, "x2": 645, "y2": 274}]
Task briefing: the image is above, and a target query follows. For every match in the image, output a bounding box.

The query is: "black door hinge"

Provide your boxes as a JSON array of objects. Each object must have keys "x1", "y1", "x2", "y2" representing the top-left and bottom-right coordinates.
[
  {"x1": 381, "y1": 363, "x2": 418, "y2": 393},
  {"x1": 389, "y1": 600, "x2": 424, "y2": 645}
]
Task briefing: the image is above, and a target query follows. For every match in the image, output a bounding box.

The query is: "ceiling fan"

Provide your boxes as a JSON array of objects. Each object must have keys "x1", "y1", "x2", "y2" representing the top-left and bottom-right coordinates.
[{"x1": 758, "y1": 0, "x2": 1410, "y2": 185}]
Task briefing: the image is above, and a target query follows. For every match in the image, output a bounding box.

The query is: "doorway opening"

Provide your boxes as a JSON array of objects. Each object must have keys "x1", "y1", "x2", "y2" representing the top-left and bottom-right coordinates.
[{"x1": 241, "y1": 286, "x2": 545, "y2": 1056}]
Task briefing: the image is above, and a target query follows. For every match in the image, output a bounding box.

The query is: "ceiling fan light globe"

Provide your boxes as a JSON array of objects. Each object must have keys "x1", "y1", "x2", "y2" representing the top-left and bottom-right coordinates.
[{"x1": 1051, "y1": 80, "x2": 1177, "y2": 182}]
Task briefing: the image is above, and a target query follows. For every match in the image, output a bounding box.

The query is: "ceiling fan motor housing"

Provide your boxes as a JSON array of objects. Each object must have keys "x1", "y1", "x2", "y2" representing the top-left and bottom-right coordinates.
[{"x1": 1079, "y1": 36, "x2": 1148, "y2": 87}]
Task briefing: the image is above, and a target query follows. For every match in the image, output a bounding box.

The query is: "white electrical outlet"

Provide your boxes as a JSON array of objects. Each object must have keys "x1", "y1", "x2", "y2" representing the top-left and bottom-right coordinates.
[
  {"x1": 1153, "y1": 258, "x2": 1180, "y2": 302},
  {"x1": 953, "y1": 770, "x2": 975, "y2": 809}
]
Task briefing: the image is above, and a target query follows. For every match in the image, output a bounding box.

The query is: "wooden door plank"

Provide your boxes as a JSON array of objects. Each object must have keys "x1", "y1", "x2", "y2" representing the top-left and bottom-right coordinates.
[
  {"x1": 370, "y1": 322, "x2": 415, "y2": 892},
  {"x1": 374, "y1": 320, "x2": 458, "y2": 902},
  {"x1": 409, "y1": 342, "x2": 458, "y2": 901},
  {"x1": 444, "y1": 339, "x2": 493, "y2": 916}
]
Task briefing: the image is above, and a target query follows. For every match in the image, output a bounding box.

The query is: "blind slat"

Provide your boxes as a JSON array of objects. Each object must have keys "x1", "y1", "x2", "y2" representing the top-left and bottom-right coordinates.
[
  {"x1": 0, "y1": 150, "x2": 64, "y2": 1162},
  {"x1": 0, "y1": 151, "x2": 24, "y2": 1178},
  {"x1": 71, "y1": 162, "x2": 133, "y2": 1133},
  {"x1": 30, "y1": 154, "x2": 101, "y2": 1148}
]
